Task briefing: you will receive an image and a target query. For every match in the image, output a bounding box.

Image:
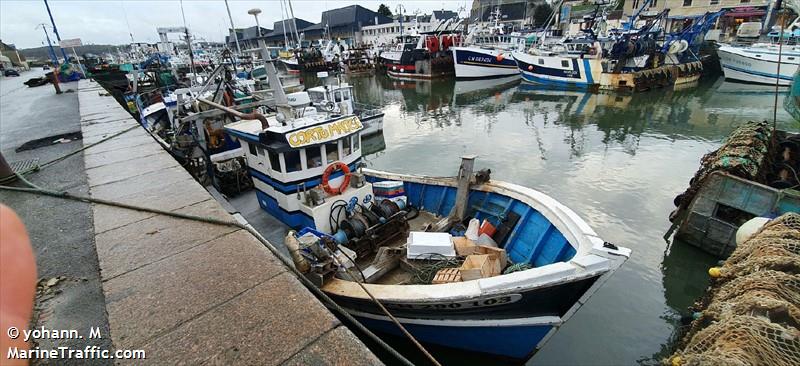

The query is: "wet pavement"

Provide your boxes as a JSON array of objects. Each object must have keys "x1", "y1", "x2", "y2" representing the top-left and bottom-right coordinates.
[{"x1": 0, "y1": 70, "x2": 113, "y2": 364}]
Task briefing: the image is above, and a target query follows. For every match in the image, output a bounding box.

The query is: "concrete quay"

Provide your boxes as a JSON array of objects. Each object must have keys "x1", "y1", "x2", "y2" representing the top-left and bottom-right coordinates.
[{"x1": 1, "y1": 75, "x2": 381, "y2": 365}]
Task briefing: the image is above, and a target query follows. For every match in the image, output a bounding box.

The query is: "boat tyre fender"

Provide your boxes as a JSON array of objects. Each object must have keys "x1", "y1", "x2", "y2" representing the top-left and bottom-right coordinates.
[{"x1": 322, "y1": 162, "x2": 351, "y2": 195}]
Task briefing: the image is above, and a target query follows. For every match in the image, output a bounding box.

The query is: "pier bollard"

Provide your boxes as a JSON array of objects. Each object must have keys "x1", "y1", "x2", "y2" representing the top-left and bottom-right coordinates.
[{"x1": 50, "y1": 68, "x2": 62, "y2": 95}]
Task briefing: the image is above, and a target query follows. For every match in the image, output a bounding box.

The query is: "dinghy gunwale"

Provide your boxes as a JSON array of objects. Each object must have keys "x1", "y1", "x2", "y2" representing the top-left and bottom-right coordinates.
[{"x1": 320, "y1": 168, "x2": 630, "y2": 301}]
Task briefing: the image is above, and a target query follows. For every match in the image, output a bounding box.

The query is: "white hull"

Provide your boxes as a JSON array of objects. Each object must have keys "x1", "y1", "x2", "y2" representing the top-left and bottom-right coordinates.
[
  {"x1": 718, "y1": 45, "x2": 799, "y2": 86},
  {"x1": 452, "y1": 47, "x2": 519, "y2": 79}
]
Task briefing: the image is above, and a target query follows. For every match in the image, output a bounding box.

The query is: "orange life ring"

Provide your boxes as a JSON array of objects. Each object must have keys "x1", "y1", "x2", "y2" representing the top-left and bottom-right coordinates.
[{"x1": 322, "y1": 162, "x2": 351, "y2": 195}]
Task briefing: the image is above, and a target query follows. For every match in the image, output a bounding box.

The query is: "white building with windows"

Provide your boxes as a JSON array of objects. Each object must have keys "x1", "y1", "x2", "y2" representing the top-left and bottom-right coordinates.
[{"x1": 361, "y1": 12, "x2": 459, "y2": 46}]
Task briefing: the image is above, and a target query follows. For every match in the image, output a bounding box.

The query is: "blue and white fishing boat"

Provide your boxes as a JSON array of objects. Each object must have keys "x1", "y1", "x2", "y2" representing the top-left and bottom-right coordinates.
[
  {"x1": 514, "y1": 1, "x2": 719, "y2": 91},
  {"x1": 223, "y1": 57, "x2": 631, "y2": 360}
]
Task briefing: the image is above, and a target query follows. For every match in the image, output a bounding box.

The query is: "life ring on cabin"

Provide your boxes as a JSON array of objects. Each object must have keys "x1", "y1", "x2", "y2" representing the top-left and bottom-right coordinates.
[{"x1": 322, "y1": 162, "x2": 351, "y2": 195}]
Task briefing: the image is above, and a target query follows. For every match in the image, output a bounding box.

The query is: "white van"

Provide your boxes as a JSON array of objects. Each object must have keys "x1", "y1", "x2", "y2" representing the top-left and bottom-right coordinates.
[{"x1": 736, "y1": 22, "x2": 762, "y2": 39}]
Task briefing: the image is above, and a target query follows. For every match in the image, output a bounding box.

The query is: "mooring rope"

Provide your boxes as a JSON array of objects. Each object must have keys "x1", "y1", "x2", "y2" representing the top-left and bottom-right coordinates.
[
  {"x1": 1, "y1": 176, "x2": 421, "y2": 366},
  {"x1": 1, "y1": 123, "x2": 432, "y2": 365},
  {"x1": 0, "y1": 88, "x2": 441, "y2": 365}
]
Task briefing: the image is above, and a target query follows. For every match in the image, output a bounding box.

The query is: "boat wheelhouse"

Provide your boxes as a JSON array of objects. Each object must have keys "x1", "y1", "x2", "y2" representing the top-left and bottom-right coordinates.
[
  {"x1": 224, "y1": 110, "x2": 368, "y2": 230},
  {"x1": 306, "y1": 74, "x2": 384, "y2": 136}
]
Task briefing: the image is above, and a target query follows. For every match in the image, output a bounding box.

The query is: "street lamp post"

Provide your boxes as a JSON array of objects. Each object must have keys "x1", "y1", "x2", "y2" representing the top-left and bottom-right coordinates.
[{"x1": 248, "y1": 8, "x2": 263, "y2": 37}]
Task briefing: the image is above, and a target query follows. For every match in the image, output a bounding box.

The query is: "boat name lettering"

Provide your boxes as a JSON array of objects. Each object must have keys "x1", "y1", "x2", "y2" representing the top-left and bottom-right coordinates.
[
  {"x1": 287, "y1": 117, "x2": 363, "y2": 148},
  {"x1": 385, "y1": 294, "x2": 522, "y2": 310},
  {"x1": 467, "y1": 56, "x2": 493, "y2": 63}
]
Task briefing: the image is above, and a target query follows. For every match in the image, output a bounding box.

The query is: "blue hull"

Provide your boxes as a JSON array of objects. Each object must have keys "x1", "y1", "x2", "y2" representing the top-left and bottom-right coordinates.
[{"x1": 356, "y1": 315, "x2": 553, "y2": 359}]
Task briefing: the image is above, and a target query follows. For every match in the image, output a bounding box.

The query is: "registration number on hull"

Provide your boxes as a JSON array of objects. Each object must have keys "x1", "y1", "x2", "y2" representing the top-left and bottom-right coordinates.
[{"x1": 385, "y1": 294, "x2": 522, "y2": 311}]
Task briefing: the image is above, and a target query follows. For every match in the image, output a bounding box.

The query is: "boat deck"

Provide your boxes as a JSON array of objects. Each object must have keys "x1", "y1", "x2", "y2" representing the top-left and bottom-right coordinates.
[{"x1": 348, "y1": 210, "x2": 464, "y2": 286}]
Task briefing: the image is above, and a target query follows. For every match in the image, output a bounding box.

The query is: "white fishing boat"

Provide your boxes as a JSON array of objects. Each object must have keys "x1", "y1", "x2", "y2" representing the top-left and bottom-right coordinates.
[
  {"x1": 451, "y1": 8, "x2": 531, "y2": 79},
  {"x1": 717, "y1": 43, "x2": 800, "y2": 86},
  {"x1": 223, "y1": 52, "x2": 631, "y2": 361}
]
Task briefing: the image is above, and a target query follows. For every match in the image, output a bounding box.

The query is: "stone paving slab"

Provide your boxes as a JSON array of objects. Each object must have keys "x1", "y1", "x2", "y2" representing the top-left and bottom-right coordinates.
[
  {"x1": 139, "y1": 273, "x2": 341, "y2": 365},
  {"x1": 84, "y1": 145, "x2": 163, "y2": 170},
  {"x1": 89, "y1": 165, "x2": 192, "y2": 200},
  {"x1": 95, "y1": 200, "x2": 238, "y2": 279},
  {"x1": 91, "y1": 177, "x2": 207, "y2": 233},
  {"x1": 282, "y1": 326, "x2": 383, "y2": 366},
  {"x1": 77, "y1": 80, "x2": 380, "y2": 364},
  {"x1": 104, "y1": 230, "x2": 286, "y2": 349},
  {"x1": 85, "y1": 152, "x2": 176, "y2": 187}
]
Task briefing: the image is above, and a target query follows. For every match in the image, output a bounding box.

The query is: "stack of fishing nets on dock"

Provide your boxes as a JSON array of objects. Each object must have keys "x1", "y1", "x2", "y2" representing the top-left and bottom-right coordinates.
[
  {"x1": 674, "y1": 121, "x2": 775, "y2": 210},
  {"x1": 667, "y1": 212, "x2": 800, "y2": 366}
]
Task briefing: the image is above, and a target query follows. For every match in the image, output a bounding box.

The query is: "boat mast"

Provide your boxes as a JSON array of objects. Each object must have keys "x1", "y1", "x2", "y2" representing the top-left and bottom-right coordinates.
[
  {"x1": 179, "y1": 0, "x2": 196, "y2": 85},
  {"x1": 287, "y1": 0, "x2": 302, "y2": 46},
  {"x1": 279, "y1": 0, "x2": 291, "y2": 49},
  {"x1": 224, "y1": 0, "x2": 242, "y2": 55}
]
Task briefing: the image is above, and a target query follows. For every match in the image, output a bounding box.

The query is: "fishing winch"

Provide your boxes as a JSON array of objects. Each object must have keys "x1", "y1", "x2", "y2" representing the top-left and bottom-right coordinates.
[{"x1": 332, "y1": 198, "x2": 410, "y2": 258}]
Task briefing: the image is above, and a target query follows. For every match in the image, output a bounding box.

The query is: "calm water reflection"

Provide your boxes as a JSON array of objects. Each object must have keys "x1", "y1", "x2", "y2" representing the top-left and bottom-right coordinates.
[{"x1": 315, "y1": 72, "x2": 796, "y2": 365}]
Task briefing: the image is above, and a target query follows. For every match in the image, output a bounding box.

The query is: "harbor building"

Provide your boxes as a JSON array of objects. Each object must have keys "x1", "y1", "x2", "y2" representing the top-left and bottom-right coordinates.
[
  {"x1": 266, "y1": 18, "x2": 315, "y2": 47},
  {"x1": 361, "y1": 10, "x2": 459, "y2": 46},
  {"x1": 556, "y1": 1, "x2": 625, "y2": 36},
  {"x1": 0, "y1": 41, "x2": 29, "y2": 69},
  {"x1": 312, "y1": 5, "x2": 393, "y2": 44},
  {"x1": 469, "y1": 0, "x2": 545, "y2": 28},
  {"x1": 622, "y1": 0, "x2": 775, "y2": 41},
  {"x1": 225, "y1": 26, "x2": 271, "y2": 52}
]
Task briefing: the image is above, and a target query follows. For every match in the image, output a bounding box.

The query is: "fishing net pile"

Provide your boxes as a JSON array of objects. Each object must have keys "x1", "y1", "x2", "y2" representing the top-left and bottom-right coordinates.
[
  {"x1": 668, "y1": 213, "x2": 800, "y2": 366},
  {"x1": 674, "y1": 121, "x2": 775, "y2": 209}
]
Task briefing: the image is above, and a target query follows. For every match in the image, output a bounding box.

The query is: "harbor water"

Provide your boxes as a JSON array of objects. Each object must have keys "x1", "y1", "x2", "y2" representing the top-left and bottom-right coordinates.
[{"x1": 306, "y1": 73, "x2": 796, "y2": 365}]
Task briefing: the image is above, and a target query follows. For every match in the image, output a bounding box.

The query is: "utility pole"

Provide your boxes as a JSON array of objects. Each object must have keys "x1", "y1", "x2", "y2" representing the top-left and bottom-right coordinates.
[
  {"x1": 224, "y1": 0, "x2": 242, "y2": 55},
  {"x1": 43, "y1": 0, "x2": 68, "y2": 62}
]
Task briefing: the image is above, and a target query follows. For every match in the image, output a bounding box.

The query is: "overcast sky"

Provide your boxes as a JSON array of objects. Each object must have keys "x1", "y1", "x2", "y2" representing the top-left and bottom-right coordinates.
[{"x1": 0, "y1": 0, "x2": 472, "y2": 49}]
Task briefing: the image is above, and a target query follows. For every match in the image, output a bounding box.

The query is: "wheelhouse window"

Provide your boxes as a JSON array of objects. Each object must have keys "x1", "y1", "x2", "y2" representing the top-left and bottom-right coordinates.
[
  {"x1": 561, "y1": 60, "x2": 570, "y2": 68},
  {"x1": 325, "y1": 142, "x2": 339, "y2": 163},
  {"x1": 352, "y1": 134, "x2": 360, "y2": 151},
  {"x1": 284, "y1": 150, "x2": 302, "y2": 172},
  {"x1": 306, "y1": 146, "x2": 323, "y2": 168},
  {"x1": 342, "y1": 137, "x2": 352, "y2": 156},
  {"x1": 309, "y1": 91, "x2": 325, "y2": 104},
  {"x1": 682, "y1": 0, "x2": 692, "y2": 6},
  {"x1": 248, "y1": 143, "x2": 257, "y2": 156},
  {"x1": 269, "y1": 151, "x2": 281, "y2": 172},
  {"x1": 334, "y1": 91, "x2": 343, "y2": 102}
]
